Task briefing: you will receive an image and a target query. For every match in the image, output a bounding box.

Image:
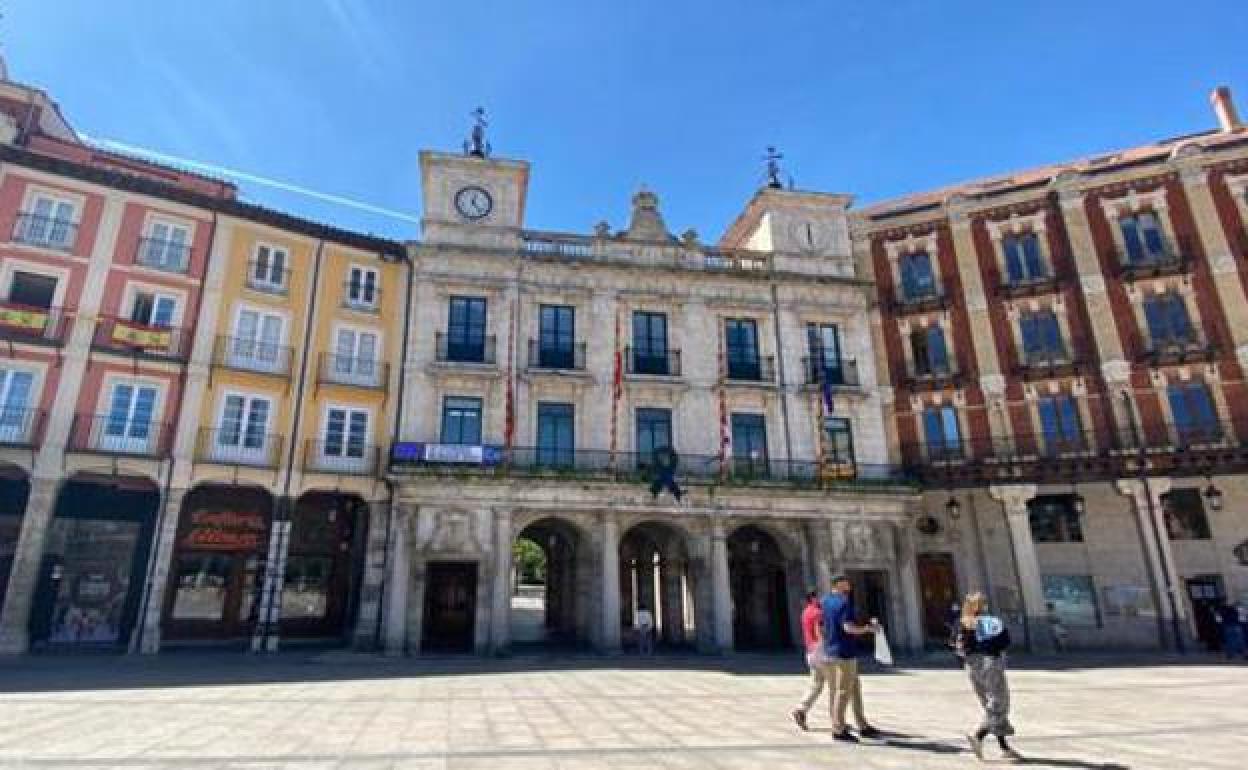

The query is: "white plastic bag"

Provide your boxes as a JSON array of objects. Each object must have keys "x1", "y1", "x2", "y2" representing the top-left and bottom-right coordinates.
[{"x1": 873, "y1": 627, "x2": 894, "y2": 666}]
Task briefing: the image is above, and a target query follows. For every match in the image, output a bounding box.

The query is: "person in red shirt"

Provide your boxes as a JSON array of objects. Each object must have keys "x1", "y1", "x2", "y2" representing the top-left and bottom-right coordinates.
[{"x1": 791, "y1": 590, "x2": 826, "y2": 730}]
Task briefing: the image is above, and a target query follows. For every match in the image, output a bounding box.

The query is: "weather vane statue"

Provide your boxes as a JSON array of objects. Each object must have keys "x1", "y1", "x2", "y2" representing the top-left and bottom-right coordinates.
[
  {"x1": 464, "y1": 107, "x2": 491, "y2": 158},
  {"x1": 764, "y1": 146, "x2": 791, "y2": 189}
]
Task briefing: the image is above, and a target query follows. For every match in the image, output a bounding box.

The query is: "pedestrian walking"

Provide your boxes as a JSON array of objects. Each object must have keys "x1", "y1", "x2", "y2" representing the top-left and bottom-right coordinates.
[
  {"x1": 636, "y1": 605, "x2": 654, "y2": 656},
  {"x1": 791, "y1": 590, "x2": 829, "y2": 730},
  {"x1": 957, "y1": 592, "x2": 1022, "y2": 763},
  {"x1": 821, "y1": 575, "x2": 882, "y2": 743}
]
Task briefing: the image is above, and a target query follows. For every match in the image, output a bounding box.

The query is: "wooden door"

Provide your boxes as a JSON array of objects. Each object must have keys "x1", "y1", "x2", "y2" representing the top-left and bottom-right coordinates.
[
  {"x1": 917, "y1": 553, "x2": 958, "y2": 645},
  {"x1": 422, "y1": 562, "x2": 478, "y2": 653}
]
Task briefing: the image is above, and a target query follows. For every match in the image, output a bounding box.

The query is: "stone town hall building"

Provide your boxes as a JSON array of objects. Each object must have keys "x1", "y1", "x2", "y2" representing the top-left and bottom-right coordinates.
[{"x1": 0, "y1": 55, "x2": 1245, "y2": 657}]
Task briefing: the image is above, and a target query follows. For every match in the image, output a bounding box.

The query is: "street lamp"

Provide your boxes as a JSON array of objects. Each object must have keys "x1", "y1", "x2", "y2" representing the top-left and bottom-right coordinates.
[{"x1": 1204, "y1": 479, "x2": 1224, "y2": 512}]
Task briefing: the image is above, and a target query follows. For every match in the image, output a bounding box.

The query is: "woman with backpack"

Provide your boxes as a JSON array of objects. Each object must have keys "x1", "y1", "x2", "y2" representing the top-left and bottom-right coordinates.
[{"x1": 956, "y1": 592, "x2": 1022, "y2": 762}]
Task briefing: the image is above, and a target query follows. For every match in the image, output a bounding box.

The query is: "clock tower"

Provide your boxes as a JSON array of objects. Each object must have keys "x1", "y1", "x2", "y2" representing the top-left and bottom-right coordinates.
[{"x1": 418, "y1": 112, "x2": 530, "y2": 249}]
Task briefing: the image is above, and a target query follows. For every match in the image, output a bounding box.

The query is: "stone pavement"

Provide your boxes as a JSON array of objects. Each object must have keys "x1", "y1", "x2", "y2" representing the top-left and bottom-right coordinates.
[{"x1": 1, "y1": 652, "x2": 1246, "y2": 769}]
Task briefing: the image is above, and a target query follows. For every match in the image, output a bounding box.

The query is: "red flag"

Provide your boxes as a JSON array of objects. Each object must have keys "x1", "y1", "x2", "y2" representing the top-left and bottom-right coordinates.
[
  {"x1": 504, "y1": 297, "x2": 516, "y2": 449},
  {"x1": 717, "y1": 320, "x2": 730, "y2": 480},
  {"x1": 610, "y1": 308, "x2": 622, "y2": 462}
]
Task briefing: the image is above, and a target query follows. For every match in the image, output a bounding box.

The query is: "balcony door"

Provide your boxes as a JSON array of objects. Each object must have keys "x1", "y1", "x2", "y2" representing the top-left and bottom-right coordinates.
[
  {"x1": 635, "y1": 408, "x2": 672, "y2": 468},
  {"x1": 101, "y1": 383, "x2": 158, "y2": 453},
  {"x1": 724, "y1": 319, "x2": 760, "y2": 380},
  {"x1": 631, "y1": 311, "x2": 668, "y2": 375},
  {"x1": 142, "y1": 221, "x2": 189, "y2": 270},
  {"x1": 216, "y1": 394, "x2": 272, "y2": 464},
  {"x1": 334, "y1": 328, "x2": 378, "y2": 383},
  {"x1": 232, "y1": 309, "x2": 284, "y2": 371},
  {"x1": 321, "y1": 407, "x2": 369, "y2": 470},
  {"x1": 806, "y1": 323, "x2": 843, "y2": 384},
  {"x1": 447, "y1": 297, "x2": 487, "y2": 362},
  {"x1": 24, "y1": 196, "x2": 76, "y2": 249},
  {"x1": 539, "y1": 305, "x2": 575, "y2": 369},
  {"x1": 536, "y1": 402, "x2": 575, "y2": 468},
  {"x1": 0, "y1": 368, "x2": 34, "y2": 444},
  {"x1": 1119, "y1": 211, "x2": 1166, "y2": 263},
  {"x1": 731, "y1": 413, "x2": 769, "y2": 475}
]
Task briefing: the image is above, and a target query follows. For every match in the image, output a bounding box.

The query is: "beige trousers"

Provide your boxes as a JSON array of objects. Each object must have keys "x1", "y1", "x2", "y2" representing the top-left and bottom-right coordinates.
[{"x1": 829, "y1": 658, "x2": 866, "y2": 732}]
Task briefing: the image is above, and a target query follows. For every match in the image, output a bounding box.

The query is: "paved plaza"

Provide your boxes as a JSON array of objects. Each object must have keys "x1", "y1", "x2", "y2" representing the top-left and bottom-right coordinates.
[{"x1": 0, "y1": 653, "x2": 1245, "y2": 769}]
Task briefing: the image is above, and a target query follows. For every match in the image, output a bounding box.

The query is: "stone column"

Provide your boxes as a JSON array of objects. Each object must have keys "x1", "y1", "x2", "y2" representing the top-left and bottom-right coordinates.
[
  {"x1": 661, "y1": 561, "x2": 684, "y2": 646},
  {"x1": 1116, "y1": 477, "x2": 1187, "y2": 649},
  {"x1": 490, "y1": 508, "x2": 512, "y2": 654},
  {"x1": 352, "y1": 500, "x2": 393, "y2": 650},
  {"x1": 0, "y1": 477, "x2": 58, "y2": 655},
  {"x1": 382, "y1": 515, "x2": 410, "y2": 656},
  {"x1": 806, "y1": 520, "x2": 833, "y2": 594},
  {"x1": 710, "y1": 519, "x2": 733, "y2": 653},
  {"x1": 894, "y1": 522, "x2": 925, "y2": 655},
  {"x1": 989, "y1": 483, "x2": 1053, "y2": 653},
  {"x1": 599, "y1": 512, "x2": 621, "y2": 653},
  {"x1": 136, "y1": 487, "x2": 188, "y2": 654}
]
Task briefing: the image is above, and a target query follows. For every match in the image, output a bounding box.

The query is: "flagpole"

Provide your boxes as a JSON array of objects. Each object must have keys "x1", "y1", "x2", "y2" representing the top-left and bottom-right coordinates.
[{"x1": 504, "y1": 294, "x2": 516, "y2": 451}]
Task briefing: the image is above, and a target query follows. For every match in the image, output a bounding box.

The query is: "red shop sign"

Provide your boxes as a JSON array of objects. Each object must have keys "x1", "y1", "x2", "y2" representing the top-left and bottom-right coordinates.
[{"x1": 180, "y1": 510, "x2": 268, "y2": 552}]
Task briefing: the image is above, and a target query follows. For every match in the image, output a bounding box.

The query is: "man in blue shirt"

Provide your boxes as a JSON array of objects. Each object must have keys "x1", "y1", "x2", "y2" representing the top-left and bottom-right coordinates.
[{"x1": 821, "y1": 574, "x2": 881, "y2": 742}]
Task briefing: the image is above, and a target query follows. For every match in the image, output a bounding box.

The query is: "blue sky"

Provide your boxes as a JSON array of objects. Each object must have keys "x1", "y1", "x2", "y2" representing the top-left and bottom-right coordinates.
[{"x1": 7, "y1": 1, "x2": 1247, "y2": 241}]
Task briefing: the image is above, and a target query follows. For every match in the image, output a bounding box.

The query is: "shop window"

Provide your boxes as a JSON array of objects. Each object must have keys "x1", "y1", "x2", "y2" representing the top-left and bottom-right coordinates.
[
  {"x1": 441, "y1": 396, "x2": 482, "y2": 445},
  {"x1": 1043, "y1": 575, "x2": 1101, "y2": 628},
  {"x1": 1028, "y1": 495, "x2": 1084, "y2": 543},
  {"x1": 1161, "y1": 488, "x2": 1212, "y2": 540}
]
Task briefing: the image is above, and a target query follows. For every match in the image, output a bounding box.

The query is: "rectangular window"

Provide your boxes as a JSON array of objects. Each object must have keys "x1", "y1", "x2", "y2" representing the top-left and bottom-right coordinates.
[
  {"x1": 250, "y1": 244, "x2": 289, "y2": 290},
  {"x1": 731, "y1": 413, "x2": 768, "y2": 475},
  {"x1": 440, "y1": 396, "x2": 482, "y2": 445},
  {"x1": 141, "y1": 221, "x2": 190, "y2": 271},
  {"x1": 1003, "y1": 232, "x2": 1047, "y2": 283},
  {"x1": 911, "y1": 326, "x2": 949, "y2": 375},
  {"x1": 1143, "y1": 292, "x2": 1193, "y2": 345},
  {"x1": 923, "y1": 405, "x2": 960, "y2": 457},
  {"x1": 538, "y1": 305, "x2": 575, "y2": 369},
  {"x1": 347, "y1": 266, "x2": 379, "y2": 308},
  {"x1": 1043, "y1": 575, "x2": 1101, "y2": 628},
  {"x1": 899, "y1": 252, "x2": 936, "y2": 299},
  {"x1": 7, "y1": 271, "x2": 58, "y2": 309},
  {"x1": 1029, "y1": 495, "x2": 1084, "y2": 543},
  {"x1": 823, "y1": 416, "x2": 855, "y2": 464},
  {"x1": 1119, "y1": 211, "x2": 1167, "y2": 263},
  {"x1": 632, "y1": 311, "x2": 669, "y2": 375},
  {"x1": 536, "y1": 402, "x2": 575, "y2": 468},
  {"x1": 1019, "y1": 310, "x2": 1065, "y2": 360},
  {"x1": 1038, "y1": 394, "x2": 1083, "y2": 452},
  {"x1": 323, "y1": 407, "x2": 369, "y2": 459},
  {"x1": 1167, "y1": 382, "x2": 1219, "y2": 442},
  {"x1": 130, "y1": 291, "x2": 177, "y2": 328},
  {"x1": 1161, "y1": 489, "x2": 1212, "y2": 540},
  {"x1": 217, "y1": 394, "x2": 271, "y2": 455},
  {"x1": 19, "y1": 195, "x2": 76, "y2": 249},
  {"x1": 334, "y1": 328, "x2": 378, "y2": 380},
  {"x1": 724, "y1": 318, "x2": 761, "y2": 379},
  {"x1": 447, "y1": 297, "x2": 488, "y2": 362},
  {"x1": 806, "y1": 323, "x2": 843, "y2": 383},
  {"x1": 635, "y1": 407, "x2": 672, "y2": 466},
  {"x1": 0, "y1": 367, "x2": 34, "y2": 442},
  {"x1": 231, "y1": 309, "x2": 284, "y2": 370},
  {"x1": 102, "y1": 382, "x2": 158, "y2": 451}
]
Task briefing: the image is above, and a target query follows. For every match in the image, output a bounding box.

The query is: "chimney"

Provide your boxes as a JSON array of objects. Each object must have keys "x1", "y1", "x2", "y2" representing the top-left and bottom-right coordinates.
[{"x1": 1211, "y1": 86, "x2": 1242, "y2": 133}]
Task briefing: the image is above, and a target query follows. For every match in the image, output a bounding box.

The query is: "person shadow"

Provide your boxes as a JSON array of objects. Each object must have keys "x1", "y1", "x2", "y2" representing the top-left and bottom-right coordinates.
[
  {"x1": 1011, "y1": 759, "x2": 1128, "y2": 769},
  {"x1": 808, "y1": 729, "x2": 1128, "y2": 768}
]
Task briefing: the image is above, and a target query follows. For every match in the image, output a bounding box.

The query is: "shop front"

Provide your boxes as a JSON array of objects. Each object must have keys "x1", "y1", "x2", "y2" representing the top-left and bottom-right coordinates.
[
  {"x1": 162, "y1": 485, "x2": 271, "y2": 644},
  {"x1": 280, "y1": 491, "x2": 366, "y2": 641},
  {"x1": 0, "y1": 467, "x2": 31, "y2": 619},
  {"x1": 28, "y1": 475, "x2": 159, "y2": 650}
]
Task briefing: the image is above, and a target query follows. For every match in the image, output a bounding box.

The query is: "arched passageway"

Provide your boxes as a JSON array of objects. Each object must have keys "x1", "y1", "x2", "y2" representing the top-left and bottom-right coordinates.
[
  {"x1": 727, "y1": 525, "x2": 792, "y2": 650},
  {"x1": 510, "y1": 517, "x2": 592, "y2": 649},
  {"x1": 619, "y1": 521, "x2": 696, "y2": 651}
]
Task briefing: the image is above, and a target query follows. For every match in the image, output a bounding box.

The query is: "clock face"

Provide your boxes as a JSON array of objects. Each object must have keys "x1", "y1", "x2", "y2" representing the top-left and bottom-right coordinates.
[{"x1": 455, "y1": 185, "x2": 493, "y2": 220}]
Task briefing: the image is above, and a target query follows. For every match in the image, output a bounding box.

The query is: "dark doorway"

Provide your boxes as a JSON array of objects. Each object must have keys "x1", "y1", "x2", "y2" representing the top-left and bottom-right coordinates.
[
  {"x1": 30, "y1": 477, "x2": 159, "y2": 650},
  {"x1": 422, "y1": 561, "x2": 477, "y2": 653},
  {"x1": 281, "y1": 492, "x2": 365, "y2": 642},
  {"x1": 917, "y1": 553, "x2": 958, "y2": 645},
  {"x1": 728, "y1": 526, "x2": 792, "y2": 650},
  {"x1": 849, "y1": 570, "x2": 890, "y2": 629},
  {"x1": 1186, "y1": 575, "x2": 1225, "y2": 652},
  {"x1": 0, "y1": 470, "x2": 31, "y2": 619},
  {"x1": 163, "y1": 485, "x2": 272, "y2": 643}
]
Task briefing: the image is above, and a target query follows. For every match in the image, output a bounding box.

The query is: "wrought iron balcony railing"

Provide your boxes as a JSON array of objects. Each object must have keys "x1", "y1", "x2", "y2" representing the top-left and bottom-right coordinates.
[
  {"x1": 0, "y1": 408, "x2": 45, "y2": 447},
  {"x1": 889, "y1": 285, "x2": 947, "y2": 315},
  {"x1": 527, "y1": 339, "x2": 587, "y2": 371},
  {"x1": 1139, "y1": 331, "x2": 1217, "y2": 364},
  {"x1": 245, "y1": 259, "x2": 291, "y2": 295},
  {"x1": 801, "y1": 356, "x2": 861, "y2": 387},
  {"x1": 303, "y1": 439, "x2": 380, "y2": 476},
  {"x1": 625, "y1": 347, "x2": 682, "y2": 377},
  {"x1": 214, "y1": 335, "x2": 294, "y2": 377},
  {"x1": 0, "y1": 301, "x2": 69, "y2": 346},
  {"x1": 725, "y1": 354, "x2": 777, "y2": 383},
  {"x1": 67, "y1": 414, "x2": 171, "y2": 457},
  {"x1": 135, "y1": 237, "x2": 191, "y2": 273},
  {"x1": 435, "y1": 333, "x2": 497, "y2": 365},
  {"x1": 995, "y1": 267, "x2": 1068, "y2": 299},
  {"x1": 1114, "y1": 235, "x2": 1193, "y2": 280},
  {"x1": 342, "y1": 282, "x2": 381, "y2": 313},
  {"x1": 903, "y1": 363, "x2": 962, "y2": 391},
  {"x1": 12, "y1": 212, "x2": 78, "y2": 251},
  {"x1": 93, "y1": 317, "x2": 191, "y2": 360},
  {"x1": 317, "y1": 352, "x2": 387, "y2": 389},
  {"x1": 1016, "y1": 348, "x2": 1081, "y2": 380},
  {"x1": 196, "y1": 427, "x2": 285, "y2": 468}
]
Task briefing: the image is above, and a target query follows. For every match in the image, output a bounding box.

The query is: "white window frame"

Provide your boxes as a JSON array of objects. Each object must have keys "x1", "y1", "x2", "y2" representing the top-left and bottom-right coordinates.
[
  {"x1": 0, "y1": 259, "x2": 70, "y2": 310},
  {"x1": 17, "y1": 186, "x2": 83, "y2": 251},
  {"x1": 329, "y1": 322, "x2": 382, "y2": 386},
  {"x1": 317, "y1": 404, "x2": 372, "y2": 471},
  {"x1": 228, "y1": 303, "x2": 289, "y2": 373},
  {"x1": 122, "y1": 281, "x2": 187, "y2": 327},
  {"x1": 138, "y1": 214, "x2": 194, "y2": 272},
  {"x1": 345, "y1": 264, "x2": 381, "y2": 310},
  {"x1": 94, "y1": 375, "x2": 165, "y2": 454},
  {"x1": 0, "y1": 362, "x2": 42, "y2": 444},
  {"x1": 213, "y1": 390, "x2": 276, "y2": 465},
  {"x1": 248, "y1": 242, "x2": 291, "y2": 292}
]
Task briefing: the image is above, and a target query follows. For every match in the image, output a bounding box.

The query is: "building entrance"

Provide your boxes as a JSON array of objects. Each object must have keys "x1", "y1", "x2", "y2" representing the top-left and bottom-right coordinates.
[
  {"x1": 727, "y1": 526, "x2": 792, "y2": 650},
  {"x1": 917, "y1": 553, "x2": 958, "y2": 646},
  {"x1": 422, "y1": 561, "x2": 477, "y2": 653},
  {"x1": 510, "y1": 518, "x2": 590, "y2": 650},
  {"x1": 1186, "y1": 575, "x2": 1226, "y2": 652},
  {"x1": 620, "y1": 521, "x2": 695, "y2": 651}
]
